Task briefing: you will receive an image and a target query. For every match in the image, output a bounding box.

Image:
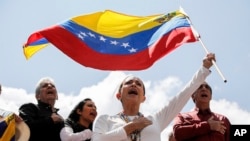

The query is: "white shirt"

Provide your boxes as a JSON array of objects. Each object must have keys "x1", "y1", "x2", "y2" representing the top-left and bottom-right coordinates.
[
  {"x1": 60, "y1": 126, "x2": 92, "y2": 141},
  {"x1": 92, "y1": 66, "x2": 211, "y2": 141}
]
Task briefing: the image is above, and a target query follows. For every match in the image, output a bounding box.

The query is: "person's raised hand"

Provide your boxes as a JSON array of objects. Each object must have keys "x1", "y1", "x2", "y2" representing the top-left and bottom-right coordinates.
[{"x1": 203, "y1": 53, "x2": 216, "y2": 69}]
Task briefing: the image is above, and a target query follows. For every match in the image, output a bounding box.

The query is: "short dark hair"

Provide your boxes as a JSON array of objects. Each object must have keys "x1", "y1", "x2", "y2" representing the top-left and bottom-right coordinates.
[{"x1": 192, "y1": 83, "x2": 212, "y2": 103}]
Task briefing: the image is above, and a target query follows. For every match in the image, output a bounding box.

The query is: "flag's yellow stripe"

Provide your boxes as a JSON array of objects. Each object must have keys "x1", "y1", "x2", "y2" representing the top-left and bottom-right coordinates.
[
  {"x1": 71, "y1": 10, "x2": 185, "y2": 38},
  {"x1": 23, "y1": 9, "x2": 186, "y2": 60},
  {"x1": 23, "y1": 44, "x2": 49, "y2": 60},
  {"x1": 0, "y1": 114, "x2": 15, "y2": 141}
]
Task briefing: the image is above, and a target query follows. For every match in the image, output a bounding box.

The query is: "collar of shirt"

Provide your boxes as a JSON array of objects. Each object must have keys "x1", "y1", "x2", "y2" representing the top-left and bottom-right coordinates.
[
  {"x1": 194, "y1": 107, "x2": 212, "y2": 115},
  {"x1": 38, "y1": 100, "x2": 59, "y2": 112}
]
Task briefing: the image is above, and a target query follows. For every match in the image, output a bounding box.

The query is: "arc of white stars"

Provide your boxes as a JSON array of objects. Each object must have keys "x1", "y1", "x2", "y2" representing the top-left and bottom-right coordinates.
[
  {"x1": 79, "y1": 32, "x2": 87, "y2": 37},
  {"x1": 78, "y1": 31, "x2": 88, "y2": 40},
  {"x1": 88, "y1": 32, "x2": 96, "y2": 38},
  {"x1": 110, "y1": 40, "x2": 119, "y2": 45},
  {"x1": 99, "y1": 36, "x2": 107, "y2": 42},
  {"x1": 129, "y1": 48, "x2": 137, "y2": 53},
  {"x1": 121, "y1": 42, "x2": 130, "y2": 48},
  {"x1": 78, "y1": 34, "x2": 84, "y2": 40}
]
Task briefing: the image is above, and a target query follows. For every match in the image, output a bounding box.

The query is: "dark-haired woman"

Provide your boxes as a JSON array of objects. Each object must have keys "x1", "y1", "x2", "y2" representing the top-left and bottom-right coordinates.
[{"x1": 60, "y1": 98, "x2": 97, "y2": 141}]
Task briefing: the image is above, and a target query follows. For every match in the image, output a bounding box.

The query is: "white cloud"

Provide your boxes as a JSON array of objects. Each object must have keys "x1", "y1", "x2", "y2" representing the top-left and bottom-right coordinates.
[{"x1": 211, "y1": 99, "x2": 250, "y2": 124}]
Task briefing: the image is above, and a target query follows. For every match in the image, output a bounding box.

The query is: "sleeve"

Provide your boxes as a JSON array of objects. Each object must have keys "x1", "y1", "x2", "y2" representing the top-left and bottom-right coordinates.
[
  {"x1": 0, "y1": 109, "x2": 13, "y2": 117},
  {"x1": 60, "y1": 126, "x2": 92, "y2": 141},
  {"x1": 224, "y1": 116, "x2": 231, "y2": 141},
  {"x1": 154, "y1": 66, "x2": 211, "y2": 131},
  {"x1": 92, "y1": 115, "x2": 128, "y2": 141},
  {"x1": 173, "y1": 113, "x2": 211, "y2": 140}
]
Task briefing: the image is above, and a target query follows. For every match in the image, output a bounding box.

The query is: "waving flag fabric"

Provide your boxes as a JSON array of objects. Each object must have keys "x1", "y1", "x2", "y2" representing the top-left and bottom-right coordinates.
[
  {"x1": 0, "y1": 114, "x2": 15, "y2": 141},
  {"x1": 23, "y1": 9, "x2": 197, "y2": 70}
]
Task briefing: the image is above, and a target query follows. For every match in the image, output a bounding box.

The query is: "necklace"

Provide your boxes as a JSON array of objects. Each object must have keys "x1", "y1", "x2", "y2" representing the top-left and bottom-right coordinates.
[{"x1": 119, "y1": 112, "x2": 143, "y2": 141}]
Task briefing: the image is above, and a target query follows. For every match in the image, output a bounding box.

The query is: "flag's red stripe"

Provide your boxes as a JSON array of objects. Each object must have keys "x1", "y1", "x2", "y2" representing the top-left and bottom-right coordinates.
[
  {"x1": 24, "y1": 32, "x2": 45, "y2": 47},
  {"x1": 40, "y1": 25, "x2": 196, "y2": 70}
]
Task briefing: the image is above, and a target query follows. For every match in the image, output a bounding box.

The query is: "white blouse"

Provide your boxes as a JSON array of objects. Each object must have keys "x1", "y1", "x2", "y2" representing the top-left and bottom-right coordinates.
[
  {"x1": 92, "y1": 66, "x2": 211, "y2": 141},
  {"x1": 60, "y1": 126, "x2": 92, "y2": 141}
]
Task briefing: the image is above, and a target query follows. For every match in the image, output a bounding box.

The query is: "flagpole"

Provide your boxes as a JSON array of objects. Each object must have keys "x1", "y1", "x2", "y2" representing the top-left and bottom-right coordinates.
[
  {"x1": 181, "y1": 7, "x2": 227, "y2": 83},
  {"x1": 138, "y1": 7, "x2": 227, "y2": 83},
  {"x1": 198, "y1": 37, "x2": 227, "y2": 83}
]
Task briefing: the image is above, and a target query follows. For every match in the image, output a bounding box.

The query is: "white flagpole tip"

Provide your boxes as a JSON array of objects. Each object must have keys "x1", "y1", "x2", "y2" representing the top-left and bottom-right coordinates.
[{"x1": 179, "y1": 6, "x2": 187, "y2": 16}]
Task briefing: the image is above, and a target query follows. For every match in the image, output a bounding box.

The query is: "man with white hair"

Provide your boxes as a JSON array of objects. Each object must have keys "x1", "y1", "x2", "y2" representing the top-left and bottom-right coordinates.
[{"x1": 19, "y1": 77, "x2": 64, "y2": 141}]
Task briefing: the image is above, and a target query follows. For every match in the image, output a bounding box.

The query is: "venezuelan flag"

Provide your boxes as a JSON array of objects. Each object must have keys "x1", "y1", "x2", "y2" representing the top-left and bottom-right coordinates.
[
  {"x1": 0, "y1": 114, "x2": 15, "y2": 141},
  {"x1": 23, "y1": 9, "x2": 197, "y2": 70}
]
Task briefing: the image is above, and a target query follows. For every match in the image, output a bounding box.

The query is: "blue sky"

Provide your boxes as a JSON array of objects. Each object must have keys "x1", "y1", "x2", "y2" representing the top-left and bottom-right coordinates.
[{"x1": 1, "y1": 0, "x2": 250, "y2": 140}]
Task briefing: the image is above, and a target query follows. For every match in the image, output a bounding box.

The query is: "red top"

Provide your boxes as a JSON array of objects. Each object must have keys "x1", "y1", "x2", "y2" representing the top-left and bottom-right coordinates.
[{"x1": 173, "y1": 108, "x2": 231, "y2": 141}]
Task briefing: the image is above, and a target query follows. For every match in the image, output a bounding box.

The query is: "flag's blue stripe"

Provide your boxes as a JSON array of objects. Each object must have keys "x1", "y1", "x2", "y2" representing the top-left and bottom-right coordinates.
[
  {"x1": 29, "y1": 38, "x2": 49, "y2": 46},
  {"x1": 60, "y1": 16, "x2": 190, "y2": 55},
  {"x1": 0, "y1": 121, "x2": 7, "y2": 138},
  {"x1": 148, "y1": 17, "x2": 190, "y2": 45}
]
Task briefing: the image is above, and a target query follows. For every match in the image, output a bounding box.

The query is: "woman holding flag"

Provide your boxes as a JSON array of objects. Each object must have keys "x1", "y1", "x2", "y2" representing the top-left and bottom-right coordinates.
[{"x1": 92, "y1": 53, "x2": 216, "y2": 141}]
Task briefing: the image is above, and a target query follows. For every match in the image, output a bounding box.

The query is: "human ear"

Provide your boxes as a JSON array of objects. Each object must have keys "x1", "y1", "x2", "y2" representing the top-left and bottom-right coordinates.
[
  {"x1": 116, "y1": 93, "x2": 121, "y2": 100},
  {"x1": 191, "y1": 93, "x2": 196, "y2": 102},
  {"x1": 36, "y1": 94, "x2": 40, "y2": 100},
  {"x1": 142, "y1": 96, "x2": 146, "y2": 103},
  {"x1": 77, "y1": 109, "x2": 82, "y2": 115}
]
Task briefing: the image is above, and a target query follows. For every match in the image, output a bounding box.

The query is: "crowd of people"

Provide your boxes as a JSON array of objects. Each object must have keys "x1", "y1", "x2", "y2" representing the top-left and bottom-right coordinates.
[{"x1": 0, "y1": 53, "x2": 231, "y2": 141}]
